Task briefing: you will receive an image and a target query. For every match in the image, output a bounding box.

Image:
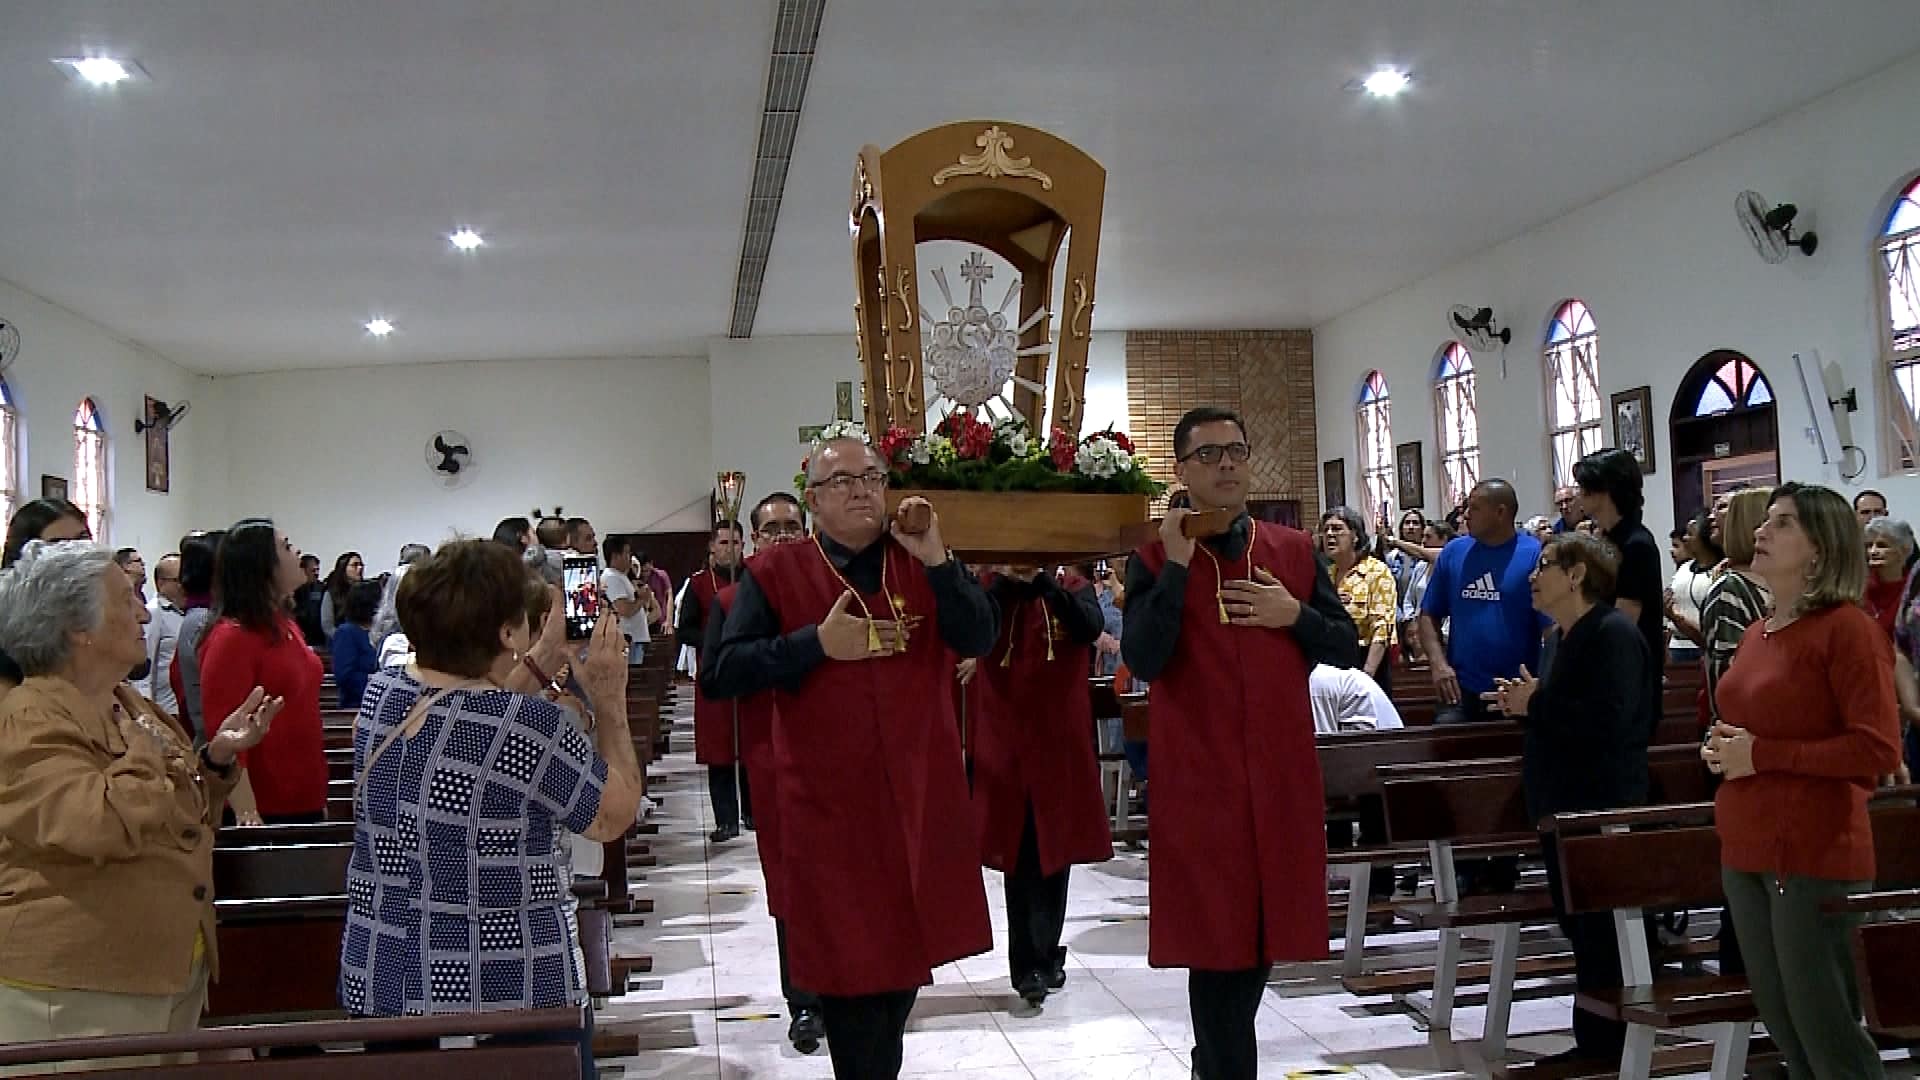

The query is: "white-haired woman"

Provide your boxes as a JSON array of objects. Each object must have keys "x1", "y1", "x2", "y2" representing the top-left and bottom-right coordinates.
[
  {"x1": 1861, "y1": 516, "x2": 1914, "y2": 640},
  {"x1": 0, "y1": 541, "x2": 281, "y2": 1064}
]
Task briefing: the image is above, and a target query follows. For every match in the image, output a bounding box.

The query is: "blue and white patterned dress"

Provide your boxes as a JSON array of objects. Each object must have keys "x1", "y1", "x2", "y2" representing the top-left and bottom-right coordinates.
[{"x1": 339, "y1": 669, "x2": 607, "y2": 1015}]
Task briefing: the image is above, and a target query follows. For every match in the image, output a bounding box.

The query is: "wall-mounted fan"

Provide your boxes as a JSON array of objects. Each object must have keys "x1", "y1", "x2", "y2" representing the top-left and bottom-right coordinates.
[
  {"x1": 1446, "y1": 305, "x2": 1511, "y2": 351},
  {"x1": 0, "y1": 317, "x2": 19, "y2": 377},
  {"x1": 1736, "y1": 190, "x2": 1818, "y2": 264},
  {"x1": 425, "y1": 430, "x2": 475, "y2": 488},
  {"x1": 134, "y1": 398, "x2": 191, "y2": 434}
]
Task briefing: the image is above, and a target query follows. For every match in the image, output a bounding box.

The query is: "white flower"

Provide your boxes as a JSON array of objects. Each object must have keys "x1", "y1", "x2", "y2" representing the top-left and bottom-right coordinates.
[
  {"x1": 1005, "y1": 432, "x2": 1031, "y2": 457},
  {"x1": 1075, "y1": 435, "x2": 1129, "y2": 479},
  {"x1": 991, "y1": 414, "x2": 1033, "y2": 458},
  {"x1": 815, "y1": 419, "x2": 869, "y2": 446},
  {"x1": 910, "y1": 436, "x2": 935, "y2": 465}
]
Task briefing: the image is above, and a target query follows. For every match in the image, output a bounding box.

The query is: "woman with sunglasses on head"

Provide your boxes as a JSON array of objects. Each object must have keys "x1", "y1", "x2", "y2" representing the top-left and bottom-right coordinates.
[
  {"x1": 1704, "y1": 483, "x2": 1901, "y2": 1079},
  {"x1": 0, "y1": 499, "x2": 93, "y2": 702}
]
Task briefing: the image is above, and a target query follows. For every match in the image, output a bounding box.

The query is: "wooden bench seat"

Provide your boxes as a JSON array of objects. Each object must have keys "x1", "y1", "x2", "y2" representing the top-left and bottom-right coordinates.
[{"x1": 1394, "y1": 889, "x2": 1558, "y2": 930}]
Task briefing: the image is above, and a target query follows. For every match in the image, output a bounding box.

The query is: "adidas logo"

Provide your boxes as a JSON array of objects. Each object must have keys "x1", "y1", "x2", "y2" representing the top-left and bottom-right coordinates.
[{"x1": 1460, "y1": 572, "x2": 1502, "y2": 602}]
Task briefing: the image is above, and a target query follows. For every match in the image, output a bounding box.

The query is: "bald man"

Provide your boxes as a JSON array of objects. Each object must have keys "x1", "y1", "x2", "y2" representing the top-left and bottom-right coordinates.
[{"x1": 1417, "y1": 479, "x2": 1550, "y2": 727}]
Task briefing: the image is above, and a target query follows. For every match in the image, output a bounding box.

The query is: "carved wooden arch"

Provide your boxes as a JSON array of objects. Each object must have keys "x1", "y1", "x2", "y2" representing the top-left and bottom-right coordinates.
[{"x1": 850, "y1": 122, "x2": 1107, "y2": 436}]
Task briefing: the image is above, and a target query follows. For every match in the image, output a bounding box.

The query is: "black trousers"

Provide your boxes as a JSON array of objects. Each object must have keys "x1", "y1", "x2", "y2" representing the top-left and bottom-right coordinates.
[
  {"x1": 1004, "y1": 803, "x2": 1071, "y2": 988},
  {"x1": 1540, "y1": 833, "x2": 1626, "y2": 1058},
  {"x1": 775, "y1": 917, "x2": 822, "y2": 1014},
  {"x1": 819, "y1": 987, "x2": 917, "y2": 1079},
  {"x1": 708, "y1": 764, "x2": 753, "y2": 830},
  {"x1": 1188, "y1": 965, "x2": 1269, "y2": 1079}
]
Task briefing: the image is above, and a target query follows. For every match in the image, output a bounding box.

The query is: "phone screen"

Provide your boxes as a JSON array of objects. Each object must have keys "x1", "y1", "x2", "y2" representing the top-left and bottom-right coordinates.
[{"x1": 562, "y1": 557, "x2": 600, "y2": 641}]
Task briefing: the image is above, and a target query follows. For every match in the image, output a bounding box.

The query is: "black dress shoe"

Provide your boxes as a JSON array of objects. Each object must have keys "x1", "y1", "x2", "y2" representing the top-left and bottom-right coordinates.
[
  {"x1": 709, "y1": 825, "x2": 739, "y2": 844},
  {"x1": 1045, "y1": 946, "x2": 1067, "y2": 990},
  {"x1": 743, "y1": 817, "x2": 756, "y2": 832},
  {"x1": 788, "y1": 1008, "x2": 824, "y2": 1053},
  {"x1": 1016, "y1": 972, "x2": 1047, "y2": 1007}
]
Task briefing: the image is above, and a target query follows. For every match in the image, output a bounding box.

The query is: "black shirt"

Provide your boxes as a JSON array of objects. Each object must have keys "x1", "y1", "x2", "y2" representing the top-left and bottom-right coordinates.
[
  {"x1": 1521, "y1": 604, "x2": 1653, "y2": 824},
  {"x1": 674, "y1": 564, "x2": 737, "y2": 652},
  {"x1": 702, "y1": 535, "x2": 997, "y2": 699},
  {"x1": 1603, "y1": 516, "x2": 1666, "y2": 730},
  {"x1": 1119, "y1": 514, "x2": 1360, "y2": 683},
  {"x1": 987, "y1": 573, "x2": 1106, "y2": 652}
]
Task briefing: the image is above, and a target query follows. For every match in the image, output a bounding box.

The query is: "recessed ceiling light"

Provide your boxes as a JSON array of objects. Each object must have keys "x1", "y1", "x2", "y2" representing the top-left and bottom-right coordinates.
[
  {"x1": 51, "y1": 56, "x2": 148, "y2": 86},
  {"x1": 449, "y1": 228, "x2": 484, "y2": 252},
  {"x1": 365, "y1": 319, "x2": 394, "y2": 337},
  {"x1": 1360, "y1": 67, "x2": 1412, "y2": 99}
]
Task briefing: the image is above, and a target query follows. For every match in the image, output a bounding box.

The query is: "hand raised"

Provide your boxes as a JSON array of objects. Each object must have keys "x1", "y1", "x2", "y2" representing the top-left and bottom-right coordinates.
[
  {"x1": 581, "y1": 605, "x2": 630, "y2": 703},
  {"x1": 1221, "y1": 567, "x2": 1301, "y2": 629},
  {"x1": 207, "y1": 687, "x2": 284, "y2": 766}
]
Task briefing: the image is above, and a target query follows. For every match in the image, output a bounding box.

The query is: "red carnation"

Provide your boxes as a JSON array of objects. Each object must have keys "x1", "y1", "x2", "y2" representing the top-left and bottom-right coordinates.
[
  {"x1": 954, "y1": 415, "x2": 992, "y2": 460},
  {"x1": 877, "y1": 425, "x2": 916, "y2": 467},
  {"x1": 1048, "y1": 427, "x2": 1078, "y2": 471}
]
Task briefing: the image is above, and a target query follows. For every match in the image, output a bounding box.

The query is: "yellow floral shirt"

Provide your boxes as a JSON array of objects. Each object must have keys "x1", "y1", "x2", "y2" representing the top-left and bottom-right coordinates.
[{"x1": 1336, "y1": 556, "x2": 1399, "y2": 648}]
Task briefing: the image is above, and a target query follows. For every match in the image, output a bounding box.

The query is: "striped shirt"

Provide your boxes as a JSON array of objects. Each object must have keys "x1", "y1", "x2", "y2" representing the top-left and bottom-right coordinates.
[{"x1": 339, "y1": 670, "x2": 607, "y2": 1015}]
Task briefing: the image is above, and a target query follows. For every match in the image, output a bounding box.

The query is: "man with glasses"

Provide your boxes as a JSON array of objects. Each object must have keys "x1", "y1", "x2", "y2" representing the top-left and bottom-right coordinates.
[
  {"x1": 701, "y1": 490, "x2": 826, "y2": 1053},
  {"x1": 1121, "y1": 406, "x2": 1358, "y2": 1080},
  {"x1": 1551, "y1": 485, "x2": 1583, "y2": 534},
  {"x1": 678, "y1": 519, "x2": 751, "y2": 842},
  {"x1": 143, "y1": 553, "x2": 187, "y2": 716},
  {"x1": 706, "y1": 437, "x2": 996, "y2": 1079}
]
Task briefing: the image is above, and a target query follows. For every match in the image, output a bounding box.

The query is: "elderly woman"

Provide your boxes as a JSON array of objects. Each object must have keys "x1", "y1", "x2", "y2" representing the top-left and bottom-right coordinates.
[
  {"x1": 339, "y1": 540, "x2": 644, "y2": 1080},
  {"x1": 0, "y1": 499, "x2": 93, "y2": 700},
  {"x1": 0, "y1": 541, "x2": 280, "y2": 1061},
  {"x1": 1322, "y1": 507, "x2": 1398, "y2": 695},
  {"x1": 1704, "y1": 483, "x2": 1902, "y2": 1079},
  {"x1": 1861, "y1": 517, "x2": 1914, "y2": 638},
  {"x1": 1487, "y1": 532, "x2": 1652, "y2": 1067}
]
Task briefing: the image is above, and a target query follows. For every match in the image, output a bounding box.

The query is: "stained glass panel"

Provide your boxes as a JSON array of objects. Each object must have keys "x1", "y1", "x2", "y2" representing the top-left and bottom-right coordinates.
[
  {"x1": 0, "y1": 380, "x2": 14, "y2": 523},
  {"x1": 72, "y1": 398, "x2": 107, "y2": 541},
  {"x1": 1355, "y1": 371, "x2": 1395, "y2": 518},
  {"x1": 1433, "y1": 343, "x2": 1479, "y2": 509},
  {"x1": 1545, "y1": 301, "x2": 1602, "y2": 490}
]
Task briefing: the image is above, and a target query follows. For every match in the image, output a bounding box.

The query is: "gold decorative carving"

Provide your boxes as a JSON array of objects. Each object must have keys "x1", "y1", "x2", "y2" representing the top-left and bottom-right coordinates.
[
  {"x1": 851, "y1": 157, "x2": 874, "y2": 220},
  {"x1": 932, "y1": 126, "x2": 1054, "y2": 191},
  {"x1": 852, "y1": 302, "x2": 864, "y2": 364},
  {"x1": 892, "y1": 268, "x2": 914, "y2": 332},
  {"x1": 1069, "y1": 277, "x2": 1092, "y2": 340}
]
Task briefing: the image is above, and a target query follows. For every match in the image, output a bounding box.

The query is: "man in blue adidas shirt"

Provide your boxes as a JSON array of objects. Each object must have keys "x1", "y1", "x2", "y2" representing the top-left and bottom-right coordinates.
[{"x1": 1418, "y1": 479, "x2": 1548, "y2": 725}]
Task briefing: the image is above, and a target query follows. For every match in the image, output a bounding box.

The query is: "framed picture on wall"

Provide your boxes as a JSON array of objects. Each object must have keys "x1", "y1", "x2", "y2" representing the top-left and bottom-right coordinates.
[
  {"x1": 144, "y1": 396, "x2": 171, "y2": 494},
  {"x1": 1321, "y1": 458, "x2": 1345, "y2": 514},
  {"x1": 1395, "y1": 441, "x2": 1424, "y2": 511},
  {"x1": 1611, "y1": 386, "x2": 1656, "y2": 474},
  {"x1": 40, "y1": 475, "x2": 67, "y2": 501}
]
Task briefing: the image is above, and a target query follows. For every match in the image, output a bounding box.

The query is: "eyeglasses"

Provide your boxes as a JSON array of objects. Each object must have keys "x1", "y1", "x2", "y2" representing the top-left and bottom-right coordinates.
[
  {"x1": 1535, "y1": 555, "x2": 1567, "y2": 573},
  {"x1": 810, "y1": 471, "x2": 888, "y2": 496},
  {"x1": 756, "y1": 522, "x2": 807, "y2": 538},
  {"x1": 1179, "y1": 442, "x2": 1251, "y2": 466}
]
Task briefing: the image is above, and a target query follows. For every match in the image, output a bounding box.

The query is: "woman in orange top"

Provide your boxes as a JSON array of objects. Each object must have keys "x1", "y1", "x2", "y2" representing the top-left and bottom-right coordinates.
[{"x1": 1704, "y1": 482, "x2": 1902, "y2": 1079}]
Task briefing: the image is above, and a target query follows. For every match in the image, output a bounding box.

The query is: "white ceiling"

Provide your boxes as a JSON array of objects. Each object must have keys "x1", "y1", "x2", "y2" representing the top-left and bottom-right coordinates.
[{"x1": 2, "y1": 1, "x2": 1918, "y2": 374}]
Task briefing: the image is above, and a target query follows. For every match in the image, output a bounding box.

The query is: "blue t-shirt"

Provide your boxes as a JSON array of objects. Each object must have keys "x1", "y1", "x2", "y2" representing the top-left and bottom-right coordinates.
[{"x1": 1421, "y1": 533, "x2": 1550, "y2": 695}]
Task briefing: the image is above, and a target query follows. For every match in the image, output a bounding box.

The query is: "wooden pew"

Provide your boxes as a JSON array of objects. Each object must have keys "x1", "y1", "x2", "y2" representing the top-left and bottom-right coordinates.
[
  {"x1": 1844, "y1": 889, "x2": 1920, "y2": 1040},
  {"x1": 207, "y1": 840, "x2": 353, "y2": 1021},
  {"x1": 1372, "y1": 746, "x2": 1713, "y2": 1056},
  {"x1": 1538, "y1": 788, "x2": 1920, "y2": 1079},
  {"x1": 0, "y1": 1007, "x2": 586, "y2": 1078}
]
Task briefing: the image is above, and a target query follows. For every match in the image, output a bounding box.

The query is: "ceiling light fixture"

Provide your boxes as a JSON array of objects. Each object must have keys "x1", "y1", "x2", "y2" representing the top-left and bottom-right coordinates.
[
  {"x1": 1360, "y1": 67, "x2": 1412, "y2": 99},
  {"x1": 449, "y1": 228, "x2": 484, "y2": 252},
  {"x1": 51, "y1": 56, "x2": 148, "y2": 86},
  {"x1": 365, "y1": 319, "x2": 394, "y2": 337}
]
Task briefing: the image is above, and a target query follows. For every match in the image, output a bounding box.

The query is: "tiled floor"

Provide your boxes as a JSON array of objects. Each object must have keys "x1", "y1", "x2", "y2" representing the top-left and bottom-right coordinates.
[{"x1": 594, "y1": 700, "x2": 1914, "y2": 1078}]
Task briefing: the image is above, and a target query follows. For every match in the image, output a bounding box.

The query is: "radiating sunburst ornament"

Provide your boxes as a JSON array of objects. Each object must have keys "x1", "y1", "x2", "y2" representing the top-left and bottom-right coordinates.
[{"x1": 920, "y1": 250, "x2": 1052, "y2": 424}]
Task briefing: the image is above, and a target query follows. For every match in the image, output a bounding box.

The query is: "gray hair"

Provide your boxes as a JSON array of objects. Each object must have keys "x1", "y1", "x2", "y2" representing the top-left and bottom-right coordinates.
[
  {"x1": 397, "y1": 543, "x2": 430, "y2": 566},
  {"x1": 807, "y1": 437, "x2": 880, "y2": 485},
  {"x1": 1864, "y1": 517, "x2": 1916, "y2": 556},
  {"x1": 0, "y1": 541, "x2": 114, "y2": 675}
]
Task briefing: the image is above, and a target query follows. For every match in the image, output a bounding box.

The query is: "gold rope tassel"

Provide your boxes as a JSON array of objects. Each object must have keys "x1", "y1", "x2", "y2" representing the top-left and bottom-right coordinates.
[{"x1": 868, "y1": 621, "x2": 884, "y2": 655}]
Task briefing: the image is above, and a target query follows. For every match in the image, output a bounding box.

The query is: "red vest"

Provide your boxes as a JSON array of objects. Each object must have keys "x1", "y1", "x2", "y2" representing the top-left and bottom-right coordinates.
[
  {"x1": 1135, "y1": 523, "x2": 1330, "y2": 969},
  {"x1": 971, "y1": 576, "x2": 1113, "y2": 876},
  {"x1": 714, "y1": 575, "x2": 789, "y2": 917},
  {"x1": 687, "y1": 570, "x2": 738, "y2": 765},
  {"x1": 751, "y1": 538, "x2": 991, "y2": 996}
]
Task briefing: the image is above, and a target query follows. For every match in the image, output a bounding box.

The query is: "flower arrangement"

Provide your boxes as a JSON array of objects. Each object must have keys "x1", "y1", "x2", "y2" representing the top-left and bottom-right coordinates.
[{"x1": 796, "y1": 409, "x2": 1161, "y2": 496}]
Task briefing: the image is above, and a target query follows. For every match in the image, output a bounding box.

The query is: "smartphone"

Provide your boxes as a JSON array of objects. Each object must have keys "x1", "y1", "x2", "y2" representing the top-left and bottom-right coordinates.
[{"x1": 562, "y1": 556, "x2": 600, "y2": 641}]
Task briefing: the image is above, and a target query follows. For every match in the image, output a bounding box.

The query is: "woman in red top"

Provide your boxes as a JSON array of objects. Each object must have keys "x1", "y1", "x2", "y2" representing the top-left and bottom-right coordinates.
[
  {"x1": 1704, "y1": 483, "x2": 1902, "y2": 1079},
  {"x1": 201, "y1": 520, "x2": 326, "y2": 825},
  {"x1": 1861, "y1": 517, "x2": 1912, "y2": 638}
]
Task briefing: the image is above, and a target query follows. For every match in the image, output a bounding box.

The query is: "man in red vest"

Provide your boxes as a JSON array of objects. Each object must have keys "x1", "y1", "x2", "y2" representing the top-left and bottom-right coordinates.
[
  {"x1": 1121, "y1": 406, "x2": 1358, "y2": 1079},
  {"x1": 702, "y1": 491, "x2": 824, "y2": 1052},
  {"x1": 967, "y1": 564, "x2": 1113, "y2": 1007},
  {"x1": 677, "y1": 519, "x2": 749, "y2": 843},
  {"x1": 706, "y1": 436, "x2": 996, "y2": 1079}
]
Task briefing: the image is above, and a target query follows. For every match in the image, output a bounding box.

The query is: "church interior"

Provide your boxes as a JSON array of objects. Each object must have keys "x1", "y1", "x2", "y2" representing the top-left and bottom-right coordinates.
[{"x1": 1, "y1": 1, "x2": 1920, "y2": 1077}]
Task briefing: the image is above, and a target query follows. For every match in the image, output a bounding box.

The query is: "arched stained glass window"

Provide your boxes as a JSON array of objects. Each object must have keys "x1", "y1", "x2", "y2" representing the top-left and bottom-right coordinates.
[
  {"x1": 1880, "y1": 175, "x2": 1920, "y2": 469},
  {"x1": 1690, "y1": 355, "x2": 1773, "y2": 417},
  {"x1": 72, "y1": 398, "x2": 107, "y2": 541},
  {"x1": 1432, "y1": 343, "x2": 1479, "y2": 510},
  {"x1": 1544, "y1": 300, "x2": 1602, "y2": 494},
  {"x1": 1355, "y1": 371, "x2": 1395, "y2": 518}
]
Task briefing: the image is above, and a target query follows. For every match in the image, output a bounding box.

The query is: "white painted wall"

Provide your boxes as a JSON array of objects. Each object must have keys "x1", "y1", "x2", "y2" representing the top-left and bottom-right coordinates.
[
  {"x1": 0, "y1": 277, "x2": 214, "y2": 557},
  {"x1": 1314, "y1": 52, "x2": 1920, "y2": 547},
  {"x1": 209, "y1": 355, "x2": 713, "y2": 570},
  {"x1": 708, "y1": 330, "x2": 1130, "y2": 518}
]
